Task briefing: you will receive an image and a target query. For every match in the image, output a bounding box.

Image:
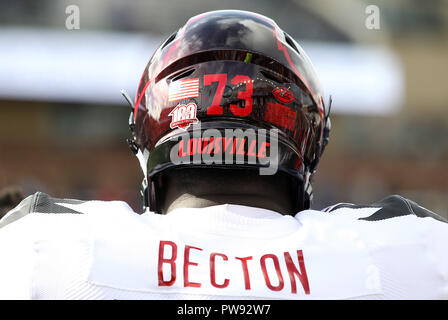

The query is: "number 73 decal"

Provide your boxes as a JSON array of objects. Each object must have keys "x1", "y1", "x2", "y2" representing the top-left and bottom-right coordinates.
[
  {"x1": 201, "y1": 73, "x2": 298, "y2": 132},
  {"x1": 204, "y1": 74, "x2": 253, "y2": 116}
]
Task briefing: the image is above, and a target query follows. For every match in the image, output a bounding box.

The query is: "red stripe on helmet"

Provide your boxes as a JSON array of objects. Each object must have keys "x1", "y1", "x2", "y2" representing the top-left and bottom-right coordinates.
[
  {"x1": 252, "y1": 12, "x2": 324, "y2": 117},
  {"x1": 134, "y1": 80, "x2": 151, "y2": 122},
  {"x1": 272, "y1": 28, "x2": 323, "y2": 113},
  {"x1": 161, "y1": 12, "x2": 212, "y2": 70}
]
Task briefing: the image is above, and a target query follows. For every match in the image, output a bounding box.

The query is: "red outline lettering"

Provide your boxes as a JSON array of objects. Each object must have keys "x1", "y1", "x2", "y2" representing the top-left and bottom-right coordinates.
[
  {"x1": 260, "y1": 254, "x2": 284, "y2": 291},
  {"x1": 210, "y1": 253, "x2": 230, "y2": 288},
  {"x1": 236, "y1": 256, "x2": 253, "y2": 290},
  {"x1": 236, "y1": 138, "x2": 246, "y2": 155},
  {"x1": 257, "y1": 142, "x2": 270, "y2": 158},
  {"x1": 184, "y1": 245, "x2": 203, "y2": 288},
  {"x1": 284, "y1": 250, "x2": 310, "y2": 294},
  {"x1": 230, "y1": 75, "x2": 253, "y2": 116},
  {"x1": 158, "y1": 241, "x2": 177, "y2": 287},
  {"x1": 205, "y1": 74, "x2": 227, "y2": 115}
]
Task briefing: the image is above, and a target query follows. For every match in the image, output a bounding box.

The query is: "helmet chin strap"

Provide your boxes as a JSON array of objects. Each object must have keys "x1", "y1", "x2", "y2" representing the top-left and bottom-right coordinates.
[
  {"x1": 121, "y1": 89, "x2": 151, "y2": 213},
  {"x1": 303, "y1": 95, "x2": 332, "y2": 210},
  {"x1": 137, "y1": 148, "x2": 151, "y2": 212},
  {"x1": 304, "y1": 171, "x2": 313, "y2": 204},
  {"x1": 322, "y1": 95, "x2": 332, "y2": 153}
]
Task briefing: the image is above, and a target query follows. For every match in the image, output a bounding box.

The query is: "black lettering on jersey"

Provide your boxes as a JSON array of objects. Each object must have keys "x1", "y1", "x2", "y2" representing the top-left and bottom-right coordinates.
[
  {"x1": 327, "y1": 195, "x2": 448, "y2": 223},
  {"x1": 0, "y1": 192, "x2": 85, "y2": 229}
]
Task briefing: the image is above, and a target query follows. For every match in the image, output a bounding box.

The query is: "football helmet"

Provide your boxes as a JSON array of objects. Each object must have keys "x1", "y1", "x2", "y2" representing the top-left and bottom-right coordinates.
[{"x1": 123, "y1": 10, "x2": 331, "y2": 213}]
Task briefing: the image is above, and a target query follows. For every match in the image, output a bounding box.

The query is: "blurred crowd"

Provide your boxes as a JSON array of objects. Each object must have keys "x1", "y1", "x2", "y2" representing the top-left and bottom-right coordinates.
[{"x1": 0, "y1": 186, "x2": 23, "y2": 219}]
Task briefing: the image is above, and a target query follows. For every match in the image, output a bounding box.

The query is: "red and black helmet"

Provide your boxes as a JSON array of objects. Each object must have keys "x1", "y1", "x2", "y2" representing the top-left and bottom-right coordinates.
[{"x1": 124, "y1": 10, "x2": 331, "y2": 213}]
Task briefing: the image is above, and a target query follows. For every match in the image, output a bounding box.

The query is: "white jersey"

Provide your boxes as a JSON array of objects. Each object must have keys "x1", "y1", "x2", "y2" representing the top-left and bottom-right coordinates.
[{"x1": 0, "y1": 192, "x2": 447, "y2": 300}]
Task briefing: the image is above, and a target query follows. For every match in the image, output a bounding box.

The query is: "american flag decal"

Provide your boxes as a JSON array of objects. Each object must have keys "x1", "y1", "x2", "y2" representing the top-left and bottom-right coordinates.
[{"x1": 168, "y1": 78, "x2": 199, "y2": 102}]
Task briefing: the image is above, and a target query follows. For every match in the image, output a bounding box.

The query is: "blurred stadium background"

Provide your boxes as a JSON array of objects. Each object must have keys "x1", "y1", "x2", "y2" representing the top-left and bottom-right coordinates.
[{"x1": 0, "y1": 0, "x2": 447, "y2": 217}]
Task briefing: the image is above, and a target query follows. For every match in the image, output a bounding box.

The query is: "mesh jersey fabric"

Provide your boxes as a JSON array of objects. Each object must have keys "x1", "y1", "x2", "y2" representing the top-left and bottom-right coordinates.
[{"x1": 0, "y1": 193, "x2": 447, "y2": 300}]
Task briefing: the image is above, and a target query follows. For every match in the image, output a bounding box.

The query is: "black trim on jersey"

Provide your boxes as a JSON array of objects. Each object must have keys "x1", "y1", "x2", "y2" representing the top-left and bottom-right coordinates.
[
  {"x1": 0, "y1": 192, "x2": 85, "y2": 229},
  {"x1": 328, "y1": 195, "x2": 448, "y2": 223},
  {"x1": 32, "y1": 192, "x2": 85, "y2": 214}
]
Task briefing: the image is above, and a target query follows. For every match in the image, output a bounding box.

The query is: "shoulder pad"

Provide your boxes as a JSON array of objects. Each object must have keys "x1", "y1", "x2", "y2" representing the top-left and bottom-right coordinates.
[
  {"x1": 326, "y1": 195, "x2": 448, "y2": 223},
  {"x1": 0, "y1": 192, "x2": 85, "y2": 229}
]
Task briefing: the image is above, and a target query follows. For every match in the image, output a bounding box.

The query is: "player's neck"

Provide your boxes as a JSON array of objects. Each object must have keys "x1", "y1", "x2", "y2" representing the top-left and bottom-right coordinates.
[
  {"x1": 157, "y1": 168, "x2": 299, "y2": 216},
  {"x1": 164, "y1": 192, "x2": 294, "y2": 215}
]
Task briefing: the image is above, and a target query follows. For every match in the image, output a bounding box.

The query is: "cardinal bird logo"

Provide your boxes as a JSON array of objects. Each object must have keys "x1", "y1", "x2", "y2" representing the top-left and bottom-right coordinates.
[{"x1": 272, "y1": 87, "x2": 295, "y2": 104}]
